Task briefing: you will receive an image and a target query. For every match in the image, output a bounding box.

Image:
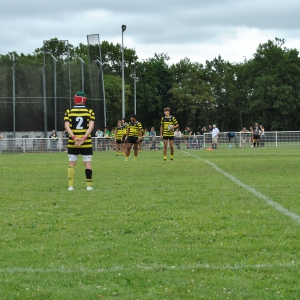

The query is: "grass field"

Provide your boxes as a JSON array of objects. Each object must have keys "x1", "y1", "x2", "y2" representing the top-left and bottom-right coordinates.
[{"x1": 0, "y1": 147, "x2": 299, "y2": 299}]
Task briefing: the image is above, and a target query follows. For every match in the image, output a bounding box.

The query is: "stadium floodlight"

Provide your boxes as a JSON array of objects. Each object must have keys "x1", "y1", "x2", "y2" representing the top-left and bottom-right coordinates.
[
  {"x1": 44, "y1": 52, "x2": 58, "y2": 132},
  {"x1": 78, "y1": 57, "x2": 85, "y2": 92},
  {"x1": 121, "y1": 25, "x2": 126, "y2": 118},
  {"x1": 134, "y1": 66, "x2": 137, "y2": 114},
  {"x1": 95, "y1": 58, "x2": 107, "y2": 127},
  {"x1": 10, "y1": 54, "x2": 16, "y2": 137}
]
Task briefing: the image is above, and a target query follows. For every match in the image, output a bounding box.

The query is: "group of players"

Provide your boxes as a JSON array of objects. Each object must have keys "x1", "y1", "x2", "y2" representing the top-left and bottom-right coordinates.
[{"x1": 64, "y1": 92, "x2": 179, "y2": 191}]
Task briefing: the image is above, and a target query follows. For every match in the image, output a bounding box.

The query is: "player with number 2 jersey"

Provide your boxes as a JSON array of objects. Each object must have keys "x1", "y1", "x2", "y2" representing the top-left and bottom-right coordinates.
[{"x1": 64, "y1": 91, "x2": 95, "y2": 191}]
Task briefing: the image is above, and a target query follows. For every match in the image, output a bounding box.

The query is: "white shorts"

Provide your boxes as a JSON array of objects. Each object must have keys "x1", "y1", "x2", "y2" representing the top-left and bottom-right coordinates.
[{"x1": 68, "y1": 154, "x2": 92, "y2": 162}]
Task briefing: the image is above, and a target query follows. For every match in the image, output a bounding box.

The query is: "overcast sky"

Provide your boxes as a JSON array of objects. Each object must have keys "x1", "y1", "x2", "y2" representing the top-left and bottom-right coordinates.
[{"x1": 1, "y1": 0, "x2": 300, "y2": 64}]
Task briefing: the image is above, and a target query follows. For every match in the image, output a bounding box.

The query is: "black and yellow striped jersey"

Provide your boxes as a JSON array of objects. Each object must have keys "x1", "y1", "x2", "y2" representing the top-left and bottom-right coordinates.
[
  {"x1": 127, "y1": 121, "x2": 143, "y2": 137},
  {"x1": 115, "y1": 126, "x2": 124, "y2": 140},
  {"x1": 122, "y1": 124, "x2": 127, "y2": 136},
  {"x1": 64, "y1": 105, "x2": 95, "y2": 148},
  {"x1": 161, "y1": 115, "x2": 178, "y2": 137}
]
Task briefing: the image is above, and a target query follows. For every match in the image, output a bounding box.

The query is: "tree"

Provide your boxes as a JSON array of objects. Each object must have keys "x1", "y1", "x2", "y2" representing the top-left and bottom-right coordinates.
[
  {"x1": 133, "y1": 54, "x2": 173, "y2": 129},
  {"x1": 169, "y1": 58, "x2": 215, "y2": 131},
  {"x1": 205, "y1": 56, "x2": 240, "y2": 131},
  {"x1": 247, "y1": 38, "x2": 300, "y2": 130}
]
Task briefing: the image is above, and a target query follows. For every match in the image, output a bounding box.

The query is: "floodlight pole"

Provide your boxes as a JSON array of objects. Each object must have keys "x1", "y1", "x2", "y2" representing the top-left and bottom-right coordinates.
[
  {"x1": 50, "y1": 54, "x2": 58, "y2": 132},
  {"x1": 11, "y1": 54, "x2": 16, "y2": 137},
  {"x1": 134, "y1": 66, "x2": 137, "y2": 114},
  {"x1": 121, "y1": 25, "x2": 126, "y2": 118},
  {"x1": 78, "y1": 57, "x2": 85, "y2": 92},
  {"x1": 96, "y1": 58, "x2": 107, "y2": 127}
]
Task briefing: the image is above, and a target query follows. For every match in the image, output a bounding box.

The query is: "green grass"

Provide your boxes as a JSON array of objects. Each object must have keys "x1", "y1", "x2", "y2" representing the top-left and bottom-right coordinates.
[{"x1": 0, "y1": 148, "x2": 299, "y2": 299}]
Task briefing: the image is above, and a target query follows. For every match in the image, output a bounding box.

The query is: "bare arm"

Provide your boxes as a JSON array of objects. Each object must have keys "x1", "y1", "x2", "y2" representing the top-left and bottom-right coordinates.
[
  {"x1": 160, "y1": 125, "x2": 164, "y2": 137},
  {"x1": 64, "y1": 121, "x2": 74, "y2": 138}
]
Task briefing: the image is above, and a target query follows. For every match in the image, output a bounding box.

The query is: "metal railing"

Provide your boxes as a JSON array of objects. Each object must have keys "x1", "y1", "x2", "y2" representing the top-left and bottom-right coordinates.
[{"x1": 0, "y1": 132, "x2": 300, "y2": 154}]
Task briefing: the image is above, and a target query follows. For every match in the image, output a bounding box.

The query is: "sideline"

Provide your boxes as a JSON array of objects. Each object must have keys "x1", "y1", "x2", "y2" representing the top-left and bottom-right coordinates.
[{"x1": 184, "y1": 151, "x2": 300, "y2": 225}]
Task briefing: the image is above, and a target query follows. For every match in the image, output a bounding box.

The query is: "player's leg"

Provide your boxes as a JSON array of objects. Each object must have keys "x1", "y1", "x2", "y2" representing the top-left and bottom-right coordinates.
[
  {"x1": 83, "y1": 156, "x2": 93, "y2": 190},
  {"x1": 163, "y1": 138, "x2": 168, "y2": 160},
  {"x1": 68, "y1": 155, "x2": 78, "y2": 190},
  {"x1": 169, "y1": 139, "x2": 174, "y2": 160},
  {"x1": 125, "y1": 141, "x2": 132, "y2": 161},
  {"x1": 133, "y1": 142, "x2": 139, "y2": 160}
]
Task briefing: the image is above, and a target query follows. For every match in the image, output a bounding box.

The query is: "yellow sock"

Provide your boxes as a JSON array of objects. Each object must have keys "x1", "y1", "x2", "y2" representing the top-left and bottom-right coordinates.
[
  {"x1": 170, "y1": 155, "x2": 174, "y2": 159},
  {"x1": 164, "y1": 156, "x2": 167, "y2": 160},
  {"x1": 86, "y1": 179, "x2": 92, "y2": 187},
  {"x1": 68, "y1": 166, "x2": 75, "y2": 187},
  {"x1": 134, "y1": 156, "x2": 137, "y2": 160}
]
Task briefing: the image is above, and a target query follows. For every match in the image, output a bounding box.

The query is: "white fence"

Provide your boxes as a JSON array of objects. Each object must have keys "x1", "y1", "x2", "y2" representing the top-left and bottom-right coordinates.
[{"x1": 1, "y1": 132, "x2": 300, "y2": 154}]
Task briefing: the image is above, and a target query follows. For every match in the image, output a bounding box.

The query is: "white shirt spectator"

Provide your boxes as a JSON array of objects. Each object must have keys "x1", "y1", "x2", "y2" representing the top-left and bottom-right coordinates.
[{"x1": 212, "y1": 126, "x2": 219, "y2": 138}]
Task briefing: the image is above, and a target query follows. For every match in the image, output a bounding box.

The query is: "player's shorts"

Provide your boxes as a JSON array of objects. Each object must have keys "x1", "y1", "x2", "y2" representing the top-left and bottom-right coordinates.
[
  {"x1": 163, "y1": 136, "x2": 174, "y2": 140},
  {"x1": 68, "y1": 147, "x2": 93, "y2": 158},
  {"x1": 121, "y1": 135, "x2": 126, "y2": 143},
  {"x1": 127, "y1": 136, "x2": 139, "y2": 144},
  {"x1": 253, "y1": 135, "x2": 260, "y2": 140},
  {"x1": 116, "y1": 139, "x2": 122, "y2": 144}
]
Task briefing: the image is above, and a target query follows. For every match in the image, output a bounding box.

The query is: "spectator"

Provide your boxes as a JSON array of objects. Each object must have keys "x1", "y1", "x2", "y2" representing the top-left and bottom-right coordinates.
[
  {"x1": 206, "y1": 125, "x2": 213, "y2": 148},
  {"x1": 49, "y1": 130, "x2": 59, "y2": 152},
  {"x1": 249, "y1": 126, "x2": 254, "y2": 148},
  {"x1": 253, "y1": 122, "x2": 261, "y2": 148},
  {"x1": 149, "y1": 127, "x2": 156, "y2": 150},
  {"x1": 143, "y1": 128, "x2": 150, "y2": 150},
  {"x1": 187, "y1": 127, "x2": 193, "y2": 149},
  {"x1": 197, "y1": 126, "x2": 205, "y2": 148},
  {"x1": 260, "y1": 125, "x2": 265, "y2": 148},
  {"x1": 103, "y1": 127, "x2": 110, "y2": 151},
  {"x1": 240, "y1": 127, "x2": 250, "y2": 148},
  {"x1": 95, "y1": 128, "x2": 103, "y2": 151},
  {"x1": 174, "y1": 128, "x2": 182, "y2": 149},
  {"x1": 183, "y1": 127, "x2": 191, "y2": 149},
  {"x1": 211, "y1": 124, "x2": 219, "y2": 149}
]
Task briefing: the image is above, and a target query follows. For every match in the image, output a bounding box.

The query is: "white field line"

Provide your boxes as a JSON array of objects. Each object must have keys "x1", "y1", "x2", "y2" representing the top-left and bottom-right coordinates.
[
  {"x1": 0, "y1": 262, "x2": 297, "y2": 274},
  {"x1": 184, "y1": 151, "x2": 300, "y2": 225}
]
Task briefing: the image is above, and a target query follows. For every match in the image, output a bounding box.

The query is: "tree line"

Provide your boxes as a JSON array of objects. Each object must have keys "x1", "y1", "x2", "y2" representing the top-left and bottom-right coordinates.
[{"x1": 1, "y1": 37, "x2": 300, "y2": 133}]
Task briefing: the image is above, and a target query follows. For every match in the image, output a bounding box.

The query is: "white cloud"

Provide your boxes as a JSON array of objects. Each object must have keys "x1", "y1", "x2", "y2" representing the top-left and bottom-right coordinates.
[{"x1": 0, "y1": 0, "x2": 300, "y2": 63}]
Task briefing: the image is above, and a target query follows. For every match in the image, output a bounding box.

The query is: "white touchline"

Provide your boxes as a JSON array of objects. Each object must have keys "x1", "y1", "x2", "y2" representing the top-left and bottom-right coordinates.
[{"x1": 185, "y1": 152, "x2": 300, "y2": 225}]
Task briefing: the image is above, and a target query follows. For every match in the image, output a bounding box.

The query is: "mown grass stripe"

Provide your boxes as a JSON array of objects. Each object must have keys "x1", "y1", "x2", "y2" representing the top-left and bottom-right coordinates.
[{"x1": 0, "y1": 262, "x2": 297, "y2": 274}]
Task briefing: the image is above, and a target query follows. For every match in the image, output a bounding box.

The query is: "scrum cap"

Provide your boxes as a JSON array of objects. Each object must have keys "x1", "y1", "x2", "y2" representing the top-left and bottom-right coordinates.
[{"x1": 74, "y1": 91, "x2": 87, "y2": 105}]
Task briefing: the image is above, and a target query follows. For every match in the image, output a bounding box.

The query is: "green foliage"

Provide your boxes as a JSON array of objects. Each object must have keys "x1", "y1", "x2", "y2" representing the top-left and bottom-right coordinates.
[
  {"x1": 2, "y1": 37, "x2": 300, "y2": 132},
  {"x1": 205, "y1": 56, "x2": 240, "y2": 131},
  {"x1": 170, "y1": 58, "x2": 214, "y2": 129},
  {"x1": 104, "y1": 74, "x2": 132, "y2": 126},
  {"x1": 0, "y1": 149, "x2": 300, "y2": 299},
  {"x1": 135, "y1": 54, "x2": 173, "y2": 129},
  {"x1": 246, "y1": 38, "x2": 300, "y2": 130}
]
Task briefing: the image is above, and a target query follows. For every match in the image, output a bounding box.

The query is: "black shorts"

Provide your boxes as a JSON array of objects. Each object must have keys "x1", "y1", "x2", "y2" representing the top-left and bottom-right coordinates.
[
  {"x1": 116, "y1": 139, "x2": 122, "y2": 144},
  {"x1": 121, "y1": 135, "x2": 126, "y2": 143},
  {"x1": 163, "y1": 136, "x2": 174, "y2": 140},
  {"x1": 127, "y1": 136, "x2": 139, "y2": 144},
  {"x1": 68, "y1": 147, "x2": 93, "y2": 155},
  {"x1": 253, "y1": 135, "x2": 260, "y2": 140}
]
